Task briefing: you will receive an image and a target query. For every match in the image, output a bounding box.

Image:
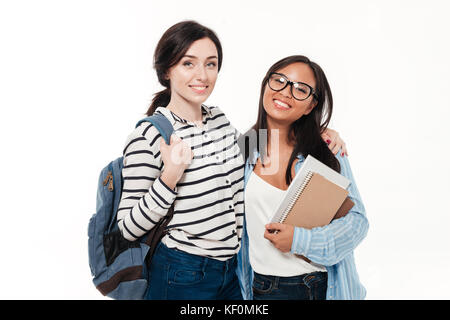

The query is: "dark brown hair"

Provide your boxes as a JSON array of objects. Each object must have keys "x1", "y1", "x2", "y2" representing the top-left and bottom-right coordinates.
[
  {"x1": 250, "y1": 55, "x2": 340, "y2": 185},
  {"x1": 146, "y1": 20, "x2": 223, "y2": 116}
]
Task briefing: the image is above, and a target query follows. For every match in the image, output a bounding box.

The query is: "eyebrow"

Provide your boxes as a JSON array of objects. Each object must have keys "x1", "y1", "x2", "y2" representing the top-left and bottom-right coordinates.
[
  {"x1": 275, "y1": 72, "x2": 309, "y2": 85},
  {"x1": 183, "y1": 55, "x2": 218, "y2": 60}
]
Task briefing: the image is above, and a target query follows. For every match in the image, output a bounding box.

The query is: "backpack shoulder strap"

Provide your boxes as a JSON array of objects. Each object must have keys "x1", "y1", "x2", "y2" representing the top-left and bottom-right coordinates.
[{"x1": 135, "y1": 114, "x2": 174, "y2": 145}]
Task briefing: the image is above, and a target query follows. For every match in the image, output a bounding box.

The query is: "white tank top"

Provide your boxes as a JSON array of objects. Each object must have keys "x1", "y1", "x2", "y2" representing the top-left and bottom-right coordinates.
[{"x1": 245, "y1": 171, "x2": 326, "y2": 276}]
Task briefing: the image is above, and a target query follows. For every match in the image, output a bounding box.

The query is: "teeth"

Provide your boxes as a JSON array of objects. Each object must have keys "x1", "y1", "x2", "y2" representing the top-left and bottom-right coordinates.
[
  {"x1": 274, "y1": 99, "x2": 290, "y2": 108},
  {"x1": 191, "y1": 86, "x2": 207, "y2": 90}
]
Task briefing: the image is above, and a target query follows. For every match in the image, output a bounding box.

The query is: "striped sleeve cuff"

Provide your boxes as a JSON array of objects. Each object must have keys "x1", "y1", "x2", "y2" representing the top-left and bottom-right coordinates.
[
  {"x1": 149, "y1": 177, "x2": 177, "y2": 209},
  {"x1": 290, "y1": 227, "x2": 312, "y2": 256}
]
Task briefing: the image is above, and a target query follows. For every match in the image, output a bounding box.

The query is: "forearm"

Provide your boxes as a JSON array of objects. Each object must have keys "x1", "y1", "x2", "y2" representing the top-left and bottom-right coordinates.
[
  {"x1": 291, "y1": 153, "x2": 369, "y2": 265},
  {"x1": 160, "y1": 167, "x2": 184, "y2": 191},
  {"x1": 117, "y1": 133, "x2": 178, "y2": 241},
  {"x1": 118, "y1": 173, "x2": 177, "y2": 241},
  {"x1": 291, "y1": 212, "x2": 368, "y2": 266}
]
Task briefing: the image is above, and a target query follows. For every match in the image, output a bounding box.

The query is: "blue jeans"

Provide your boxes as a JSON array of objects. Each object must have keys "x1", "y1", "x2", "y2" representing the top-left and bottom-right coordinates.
[
  {"x1": 145, "y1": 242, "x2": 243, "y2": 300},
  {"x1": 252, "y1": 271, "x2": 328, "y2": 300}
]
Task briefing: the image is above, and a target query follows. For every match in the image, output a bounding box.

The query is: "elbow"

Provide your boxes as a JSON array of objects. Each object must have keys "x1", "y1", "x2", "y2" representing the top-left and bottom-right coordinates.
[
  {"x1": 117, "y1": 219, "x2": 138, "y2": 242},
  {"x1": 357, "y1": 214, "x2": 369, "y2": 245},
  {"x1": 315, "y1": 214, "x2": 369, "y2": 266},
  {"x1": 122, "y1": 232, "x2": 137, "y2": 242}
]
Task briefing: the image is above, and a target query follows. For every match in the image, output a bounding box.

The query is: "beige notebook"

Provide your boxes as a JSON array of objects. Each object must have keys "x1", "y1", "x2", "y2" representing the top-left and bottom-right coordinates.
[{"x1": 282, "y1": 172, "x2": 350, "y2": 229}]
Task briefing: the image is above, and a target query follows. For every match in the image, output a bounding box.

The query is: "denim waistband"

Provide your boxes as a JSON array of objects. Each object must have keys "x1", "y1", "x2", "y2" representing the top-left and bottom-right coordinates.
[
  {"x1": 154, "y1": 242, "x2": 237, "y2": 272},
  {"x1": 254, "y1": 271, "x2": 327, "y2": 286}
]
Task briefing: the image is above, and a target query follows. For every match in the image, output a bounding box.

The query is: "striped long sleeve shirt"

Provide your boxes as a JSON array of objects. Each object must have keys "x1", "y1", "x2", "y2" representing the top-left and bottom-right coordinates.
[{"x1": 117, "y1": 105, "x2": 245, "y2": 260}]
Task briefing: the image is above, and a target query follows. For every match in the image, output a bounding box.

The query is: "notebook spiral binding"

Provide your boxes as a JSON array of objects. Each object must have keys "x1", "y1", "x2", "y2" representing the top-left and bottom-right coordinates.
[{"x1": 279, "y1": 170, "x2": 314, "y2": 223}]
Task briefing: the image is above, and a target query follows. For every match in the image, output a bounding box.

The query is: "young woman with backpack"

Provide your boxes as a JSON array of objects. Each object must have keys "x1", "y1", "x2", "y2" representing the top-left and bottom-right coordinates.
[{"x1": 116, "y1": 21, "x2": 347, "y2": 300}]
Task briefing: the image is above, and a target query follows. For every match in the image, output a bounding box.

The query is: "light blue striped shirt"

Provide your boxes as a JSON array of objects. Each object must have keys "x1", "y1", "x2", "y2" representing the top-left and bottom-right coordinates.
[{"x1": 236, "y1": 150, "x2": 369, "y2": 300}]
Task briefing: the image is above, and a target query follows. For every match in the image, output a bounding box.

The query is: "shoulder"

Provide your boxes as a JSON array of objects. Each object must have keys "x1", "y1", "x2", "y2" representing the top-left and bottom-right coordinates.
[
  {"x1": 334, "y1": 152, "x2": 358, "y2": 185},
  {"x1": 205, "y1": 104, "x2": 239, "y2": 132},
  {"x1": 206, "y1": 104, "x2": 221, "y2": 113},
  {"x1": 135, "y1": 121, "x2": 162, "y2": 141},
  {"x1": 122, "y1": 120, "x2": 164, "y2": 154},
  {"x1": 335, "y1": 152, "x2": 351, "y2": 172},
  {"x1": 203, "y1": 104, "x2": 226, "y2": 120}
]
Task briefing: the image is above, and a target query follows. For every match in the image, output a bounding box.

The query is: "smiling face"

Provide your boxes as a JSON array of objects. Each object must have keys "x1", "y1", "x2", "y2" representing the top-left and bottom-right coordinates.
[
  {"x1": 166, "y1": 37, "x2": 219, "y2": 109},
  {"x1": 262, "y1": 62, "x2": 317, "y2": 127}
]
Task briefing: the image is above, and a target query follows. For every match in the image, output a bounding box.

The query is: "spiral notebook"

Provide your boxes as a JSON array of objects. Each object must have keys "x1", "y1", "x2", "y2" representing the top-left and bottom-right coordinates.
[{"x1": 270, "y1": 155, "x2": 354, "y2": 229}]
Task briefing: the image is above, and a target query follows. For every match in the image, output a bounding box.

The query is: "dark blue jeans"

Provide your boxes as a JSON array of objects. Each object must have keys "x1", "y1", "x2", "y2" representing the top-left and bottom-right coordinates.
[
  {"x1": 146, "y1": 242, "x2": 243, "y2": 300},
  {"x1": 252, "y1": 271, "x2": 328, "y2": 300}
]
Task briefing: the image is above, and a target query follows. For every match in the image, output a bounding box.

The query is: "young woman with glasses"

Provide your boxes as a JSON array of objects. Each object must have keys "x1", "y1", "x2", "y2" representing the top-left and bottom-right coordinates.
[
  {"x1": 116, "y1": 20, "x2": 348, "y2": 300},
  {"x1": 236, "y1": 55, "x2": 368, "y2": 300}
]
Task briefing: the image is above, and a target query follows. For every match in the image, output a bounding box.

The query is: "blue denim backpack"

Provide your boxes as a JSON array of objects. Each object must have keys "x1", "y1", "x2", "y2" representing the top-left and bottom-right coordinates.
[{"x1": 88, "y1": 114, "x2": 174, "y2": 300}]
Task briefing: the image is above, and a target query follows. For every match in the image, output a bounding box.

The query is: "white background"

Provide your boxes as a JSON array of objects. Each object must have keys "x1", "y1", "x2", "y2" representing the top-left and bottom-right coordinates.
[{"x1": 1, "y1": 0, "x2": 449, "y2": 299}]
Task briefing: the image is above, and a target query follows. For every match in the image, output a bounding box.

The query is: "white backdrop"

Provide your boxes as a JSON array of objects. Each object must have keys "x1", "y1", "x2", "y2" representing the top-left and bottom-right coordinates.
[{"x1": 1, "y1": 0, "x2": 449, "y2": 299}]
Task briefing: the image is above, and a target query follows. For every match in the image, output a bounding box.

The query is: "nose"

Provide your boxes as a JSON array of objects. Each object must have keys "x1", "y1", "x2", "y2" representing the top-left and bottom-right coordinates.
[
  {"x1": 280, "y1": 83, "x2": 292, "y2": 99},
  {"x1": 195, "y1": 65, "x2": 208, "y2": 82}
]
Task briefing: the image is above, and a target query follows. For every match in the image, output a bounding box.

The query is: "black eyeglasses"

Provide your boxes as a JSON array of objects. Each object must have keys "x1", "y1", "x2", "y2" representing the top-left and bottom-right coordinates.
[{"x1": 267, "y1": 72, "x2": 317, "y2": 101}]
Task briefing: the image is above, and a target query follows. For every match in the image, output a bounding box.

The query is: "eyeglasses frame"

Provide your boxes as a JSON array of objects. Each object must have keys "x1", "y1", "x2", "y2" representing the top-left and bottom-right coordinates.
[{"x1": 267, "y1": 72, "x2": 317, "y2": 101}]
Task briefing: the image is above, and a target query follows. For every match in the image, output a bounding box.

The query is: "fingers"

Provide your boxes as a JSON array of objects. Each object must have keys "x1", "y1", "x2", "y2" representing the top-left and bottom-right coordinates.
[
  {"x1": 161, "y1": 134, "x2": 177, "y2": 148},
  {"x1": 332, "y1": 137, "x2": 348, "y2": 157},
  {"x1": 264, "y1": 223, "x2": 280, "y2": 241},
  {"x1": 323, "y1": 128, "x2": 343, "y2": 156},
  {"x1": 172, "y1": 140, "x2": 193, "y2": 165},
  {"x1": 161, "y1": 135, "x2": 193, "y2": 166},
  {"x1": 264, "y1": 223, "x2": 294, "y2": 253},
  {"x1": 328, "y1": 137, "x2": 338, "y2": 155},
  {"x1": 160, "y1": 136, "x2": 167, "y2": 147},
  {"x1": 263, "y1": 228, "x2": 275, "y2": 242},
  {"x1": 265, "y1": 223, "x2": 284, "y2": 232},
  {"x1": 172, "y1": 134, "x2": 180, "y2": 143},
  {"x1": 341, "y1": 141, "x2": 348, "y2": 156},
  {"x1": 321, "y1": 132, "x2": 331, "y2": 145},
  {"x1": 331, "y1": 140, "x2": 340, "y2": 155},
  {"x1": 326, "y1": 134, "x2": 348, "y2": 157}
]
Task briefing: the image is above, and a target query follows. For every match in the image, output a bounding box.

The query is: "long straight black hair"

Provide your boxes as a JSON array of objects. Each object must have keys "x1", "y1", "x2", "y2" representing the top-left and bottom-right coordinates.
[
  {"x1": 146, "y1": 20, "x2": 223, "y2": 116},
  {"x1": 249, "y1": 55, "x2": 340, "y2": 185}
]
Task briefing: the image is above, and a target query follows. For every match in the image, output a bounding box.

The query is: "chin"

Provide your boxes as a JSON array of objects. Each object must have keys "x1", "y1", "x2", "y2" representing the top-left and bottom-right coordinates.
[
  {"x1": 265, "y1": 109, "x2": 299, "y2": 126},
  {"x1": 267, "y1": 106, "x2": 291, "y2": 117},
  {"x1": 192, "y1": 96, "x2": 209, "y2": 105}
]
